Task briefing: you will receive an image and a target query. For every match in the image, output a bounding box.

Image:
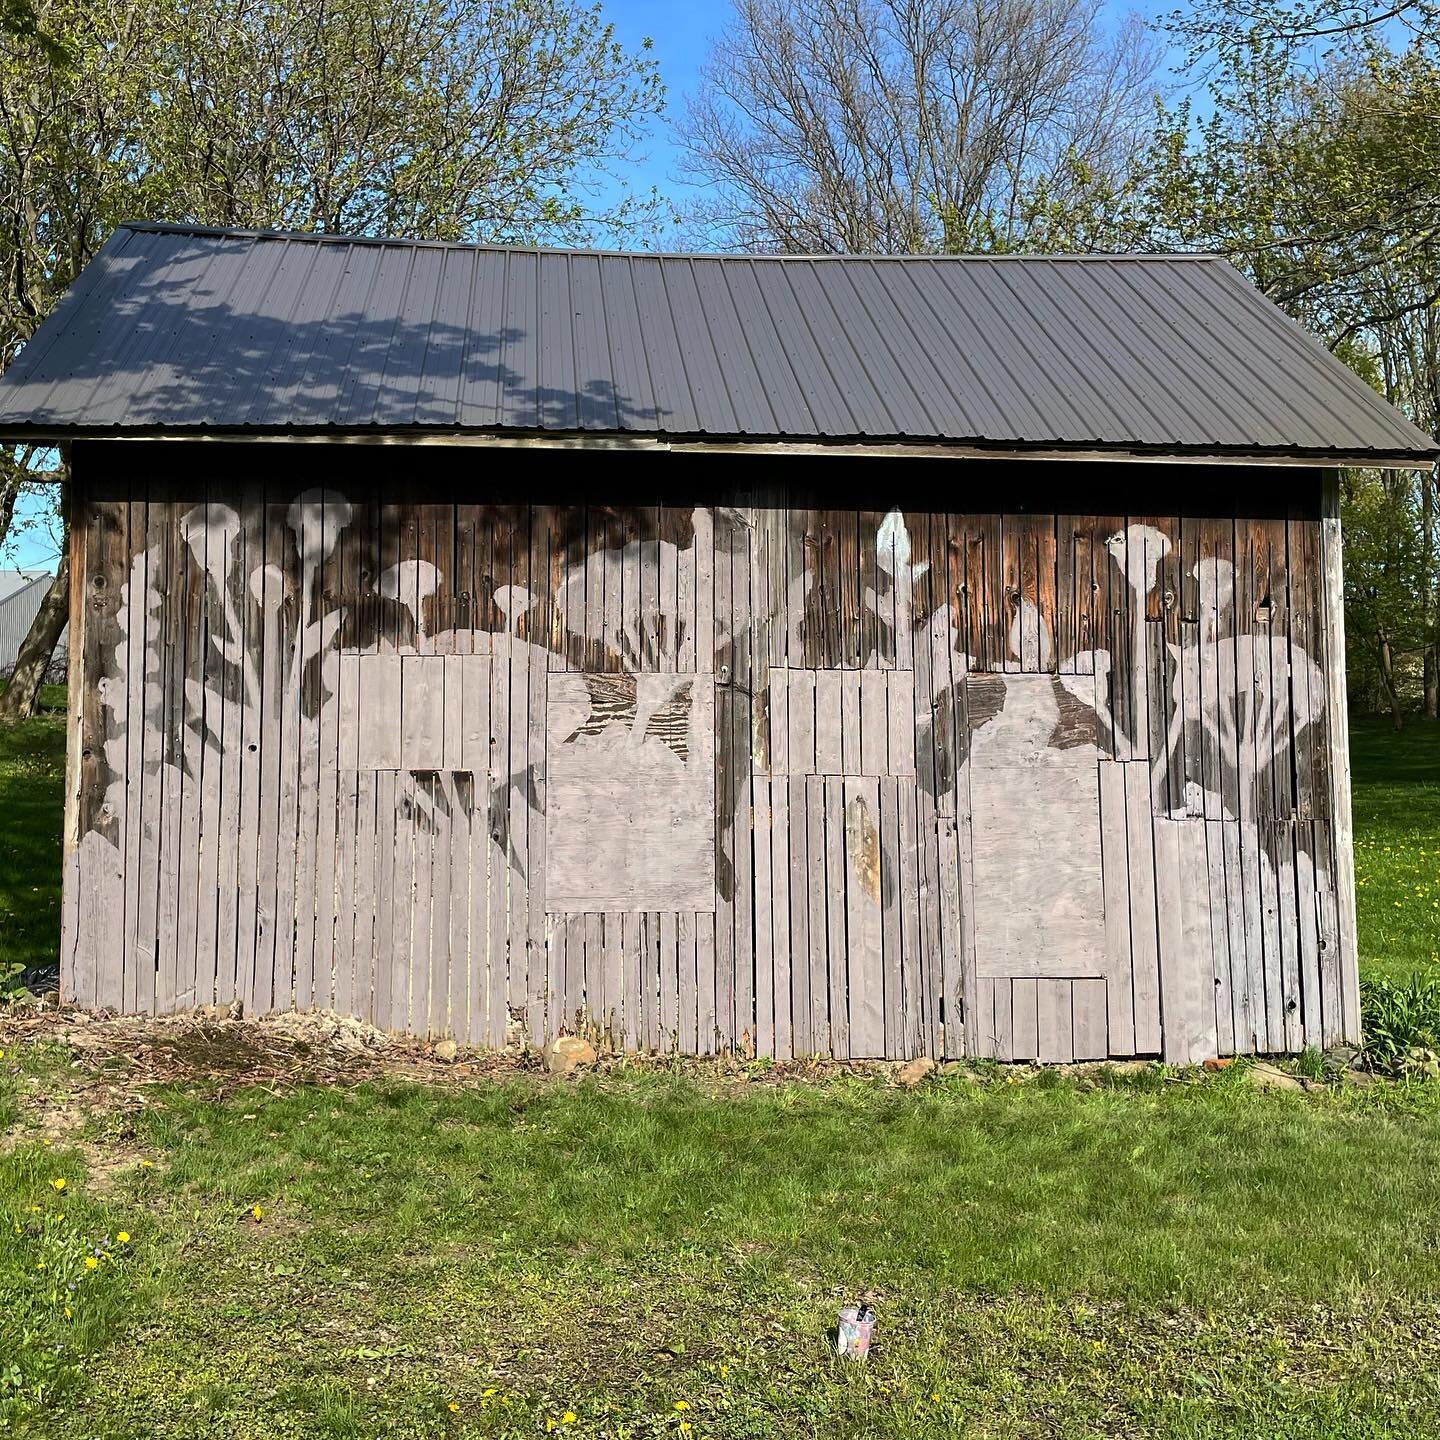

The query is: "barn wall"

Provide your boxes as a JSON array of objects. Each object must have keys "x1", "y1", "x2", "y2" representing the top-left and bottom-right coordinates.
[{"x1": 61, "y1": 443, "x2": 1357, "y2": 1061}]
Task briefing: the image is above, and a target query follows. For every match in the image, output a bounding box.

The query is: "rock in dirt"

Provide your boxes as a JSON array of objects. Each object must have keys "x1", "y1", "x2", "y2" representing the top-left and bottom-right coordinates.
[
  {"x1": 1103, "y1": 1060, "x2": 1155, "y2": 1077},
  {"x1": 1247, "y1": 1061, "x2": 1304, "y2": 1092},
  {"x1": 896, "y1": 1056, "x2": 936, "y2": 1088},
  {"x1": 544, "y1": 1035, "x2": 597, "y2": 1076}
]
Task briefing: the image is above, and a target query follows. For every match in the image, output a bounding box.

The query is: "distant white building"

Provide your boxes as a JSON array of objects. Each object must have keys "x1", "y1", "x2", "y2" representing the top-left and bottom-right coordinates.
[{"x1": 0, "y1": 569, "x2": 67, "y2": 676}]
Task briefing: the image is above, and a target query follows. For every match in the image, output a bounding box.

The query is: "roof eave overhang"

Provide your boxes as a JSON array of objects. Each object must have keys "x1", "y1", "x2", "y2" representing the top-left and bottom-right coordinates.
[{"x1": 4, "y1": 425, "x2": 1436, "y2": 471}]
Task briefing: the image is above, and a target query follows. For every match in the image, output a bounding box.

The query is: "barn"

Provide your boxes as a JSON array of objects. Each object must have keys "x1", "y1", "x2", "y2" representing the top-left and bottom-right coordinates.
[{"x1": 0, "y1": 222, "x2": 1434, "y2": 1064}]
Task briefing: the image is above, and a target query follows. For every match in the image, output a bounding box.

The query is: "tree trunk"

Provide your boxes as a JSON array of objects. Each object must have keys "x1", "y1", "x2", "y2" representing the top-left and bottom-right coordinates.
[
  {"x1": 1376, "y1": 627, "x2": 1404, "y2": 733},
  {"x1": 1425, "y1": 469, "x2": 1438, "y2": 719},
  {"x1": 0, "y1": 554, "x2": 68, "y2": 721}
]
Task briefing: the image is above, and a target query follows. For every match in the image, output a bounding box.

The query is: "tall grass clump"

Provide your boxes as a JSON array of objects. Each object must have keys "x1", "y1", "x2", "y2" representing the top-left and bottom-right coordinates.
[{"x1": 1360, "y1": 974, "x2": 1440, "y2": 1075}]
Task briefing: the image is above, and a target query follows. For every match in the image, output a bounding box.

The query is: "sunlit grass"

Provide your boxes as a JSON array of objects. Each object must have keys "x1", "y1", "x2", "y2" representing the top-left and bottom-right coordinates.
[
  {"x1": 1351, "y1": 715, "x2": 1440, "y2": 985},
  {"x1": 3, "y1": 1043, "x2": 1439, "y2": 1437}
]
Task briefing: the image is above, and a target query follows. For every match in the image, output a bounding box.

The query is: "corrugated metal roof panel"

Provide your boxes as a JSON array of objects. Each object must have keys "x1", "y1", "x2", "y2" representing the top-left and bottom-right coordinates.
[{"x1": 0, "y1": 221, "x2": 1433, "y2": 464}]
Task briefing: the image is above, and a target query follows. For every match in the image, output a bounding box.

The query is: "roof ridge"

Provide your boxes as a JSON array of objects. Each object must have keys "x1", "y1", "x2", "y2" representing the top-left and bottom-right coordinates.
[{"x1": 115, "y1": 221, "x2": 1223, "y2": 265}]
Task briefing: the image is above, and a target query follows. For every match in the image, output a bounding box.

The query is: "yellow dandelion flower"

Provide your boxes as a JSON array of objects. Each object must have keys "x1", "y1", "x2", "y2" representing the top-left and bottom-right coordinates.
[
  {"x1": 139, "y1": 1159, "x2": 154, "y2": 1169},
  {"x1": 84, "y1": 1256, "x2": 99, "y2": 1270},
  {"x1": 63, "y1": 1306, "x2": 72, "y2": 1319},
  {"x1": 251, "y1": 1204, "x2": 264, "y2": 1221},
  {"x1": 674, "y1": 1401, "x2": 690, "y2": 1411},
  {"x1": 562, "y1": 1412, "x2": 577, "y2": 1424},
  {"x1": 41, "y1": 1138, "x2": 51, "y2": 1147},
  {"x1": 545, "y1": 1419, "x2": 557, "y2": 1433},
  {"x1": 447, "y1": 1401, "x2": 460, "y2": 1413},
  {"x1": 35, "y1": 1260, "x2": 45, "y2": 1270},
  {"x1": 117, "y1": 1231, "x2": 131, "y2": 1244},
  {"x1": 49, "y1": 1178, "x2": 66, "y2": 1192},
  {"x1": 931, "y1": 1393, "x2": 942, "y2": 1403},
  {"x1": 482, "y1": 1387, "x2": 498, "y2": 1397}
]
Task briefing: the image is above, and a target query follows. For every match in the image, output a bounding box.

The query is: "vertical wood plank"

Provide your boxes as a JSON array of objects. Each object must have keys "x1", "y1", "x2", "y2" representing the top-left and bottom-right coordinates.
[
  {"x1": 1220, "y1": 819, "x2": 1252, "y2": 1052},
  {"x1": 678, "y1": 910, "x2": 699, "y2": 1054},
  {"x1": 658, "y1": 911, "x2": 678, "y2": 1050},
  {"x1": 59, "y1": 480, "x2": 87, "y2": 1008},
  {"x1": 806, "y1": 774, "x2": 829, "y2": 1054},
  {"x1": 824, "y1": 776, "x2": 850, "y2": 1058},
  {"x1": 696, "y1": 909, "x2": 717, "y2": 1055},
  {"x1": 752, "y1": 776, "x2": 775, "y2": 1057},
  {"x1": 1072, "y1": 979, "x2": 1108, "y2": 1060},
  {"x1": 1319, "y1": 471, "x2": 1360, "y2": 1043},
  {"x1": 771, "y1": 778, "x2": 793, "y2": 1061},
  {"x1": 897, "y1": 779, "x2": 924, "y2": 1058},
  {"x1": 786, "y1": 772, "x2": 811, "y2": 1055},
  {"x1": 410, "y1": 773, "x2": 436, "y2": 1035},
  {"x1": 1099, "y1": 760, "x2": 1136, "y2": 1056},
  {"x1": 843, "y1": 777, "x2": 885, "y2": 1056},
  {"x1": 1011, "y1": 979, "x2": 1039, "y2": 1060},
  {"x1": 1205, "y1": 819, "x2": 1234, "y2": 1056},
  {"x1": 1124, "y1": 760, "x2": 1162, "y2": 1053},
  {"x1": 1155, "y1": 818, "x2": 1218, "y2": 1064},
  {"x1": 1037, "y1": 980, "x2": 1074, "y2": 1063},
  {"x1": 880, "y1": 778, "x2": 904, "y2": 1057}
]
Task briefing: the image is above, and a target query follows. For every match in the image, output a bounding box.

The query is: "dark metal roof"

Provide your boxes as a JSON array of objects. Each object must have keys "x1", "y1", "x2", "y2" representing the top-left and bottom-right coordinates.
[{"x1": 0, "y1": 221, "x2": 1434, "y2": 465}]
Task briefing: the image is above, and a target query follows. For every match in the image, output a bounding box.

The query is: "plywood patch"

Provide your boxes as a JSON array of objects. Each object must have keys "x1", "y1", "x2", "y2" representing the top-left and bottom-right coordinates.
[
  {"x1": 971, "y1": 764, "x2": 1106, "y2": 977},
  {"x1": 546, "y1": 673, "x2": 715, "y2": 912}
]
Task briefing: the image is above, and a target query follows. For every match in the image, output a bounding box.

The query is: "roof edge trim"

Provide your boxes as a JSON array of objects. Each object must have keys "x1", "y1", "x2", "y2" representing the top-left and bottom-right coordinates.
[{"x1": 35, "y1": 426, "x2": 1437, "y2": 470}]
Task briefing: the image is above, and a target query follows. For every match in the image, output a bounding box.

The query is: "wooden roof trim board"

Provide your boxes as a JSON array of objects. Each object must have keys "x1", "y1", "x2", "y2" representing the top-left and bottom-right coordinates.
[{"x1": 25, "y1": 428, "x2": 1434, "y2": 469}]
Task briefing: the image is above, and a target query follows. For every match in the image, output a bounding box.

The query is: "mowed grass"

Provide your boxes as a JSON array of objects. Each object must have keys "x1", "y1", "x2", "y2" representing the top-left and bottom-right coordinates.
[
  {"x1": 1350, "y1": 716, "x2": 1440, "y2": 985},
  {"x1": 0, "y1": 684, "x2": 66, "y2": 983},
  {"x1": 4, "y1": 1047, "x2": 1440, "y2": 1439}
]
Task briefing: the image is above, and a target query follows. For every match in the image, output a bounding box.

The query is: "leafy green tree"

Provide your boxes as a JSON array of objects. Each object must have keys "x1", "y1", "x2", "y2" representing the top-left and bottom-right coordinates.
[
  {"x1": 1344, "y1": 469, "x2": 1431, "y2": 727},
  {"x1": 1145, "y1": 10, "x2": 1440, "y2": 719},
  {"x1": 0, "y1": 0, "x2": 663, "y2": 718}
]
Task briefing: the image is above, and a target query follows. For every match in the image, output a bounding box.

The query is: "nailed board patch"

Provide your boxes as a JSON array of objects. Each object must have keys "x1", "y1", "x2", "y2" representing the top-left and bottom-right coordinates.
[
  {"x1": 970, "y1": 764, "x2": 1107, "y2": 977},
  {"x1": 545, "y1": 673, "x2": 716, "y2": 912}
]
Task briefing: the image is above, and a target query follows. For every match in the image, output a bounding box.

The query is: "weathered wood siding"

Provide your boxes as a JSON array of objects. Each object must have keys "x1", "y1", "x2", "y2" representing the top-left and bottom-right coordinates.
[{"x1": 61, "y1": 445, "x2": 1358, "y2": 1061}]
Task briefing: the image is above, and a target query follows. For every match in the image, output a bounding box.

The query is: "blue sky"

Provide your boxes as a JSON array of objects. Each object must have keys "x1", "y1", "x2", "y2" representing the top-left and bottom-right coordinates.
[{"x1": 603, "y1": 0, "x2": 717, "y2": 204}]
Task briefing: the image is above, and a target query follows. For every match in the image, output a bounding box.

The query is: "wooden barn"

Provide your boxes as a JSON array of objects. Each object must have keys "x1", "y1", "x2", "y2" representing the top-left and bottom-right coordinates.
[{"x1": 1, "y1": 223, "x2": 1435, "y2": 1064}]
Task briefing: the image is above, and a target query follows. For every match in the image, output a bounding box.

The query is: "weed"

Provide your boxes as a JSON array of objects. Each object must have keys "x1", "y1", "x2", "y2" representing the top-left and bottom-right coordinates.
[{"x1": 1360, "y1": 973, "x2": 1440, "y2": 1074}]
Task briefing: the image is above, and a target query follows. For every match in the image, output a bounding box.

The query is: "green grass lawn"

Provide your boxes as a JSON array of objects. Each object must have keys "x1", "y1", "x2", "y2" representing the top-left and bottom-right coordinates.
[
  {"x1": 1350, "y1": 715, "x2": 1440, "y2": 985},
  {"x1": 2, "y1": 704, "x2": 1439, "y2": 1437},
  {"x1": 3, "y1": 1045, "x2": 1440, "y2": 1439},
  {"x1": 0, "y1": 685, "x2": 66, "y2": 987}
]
